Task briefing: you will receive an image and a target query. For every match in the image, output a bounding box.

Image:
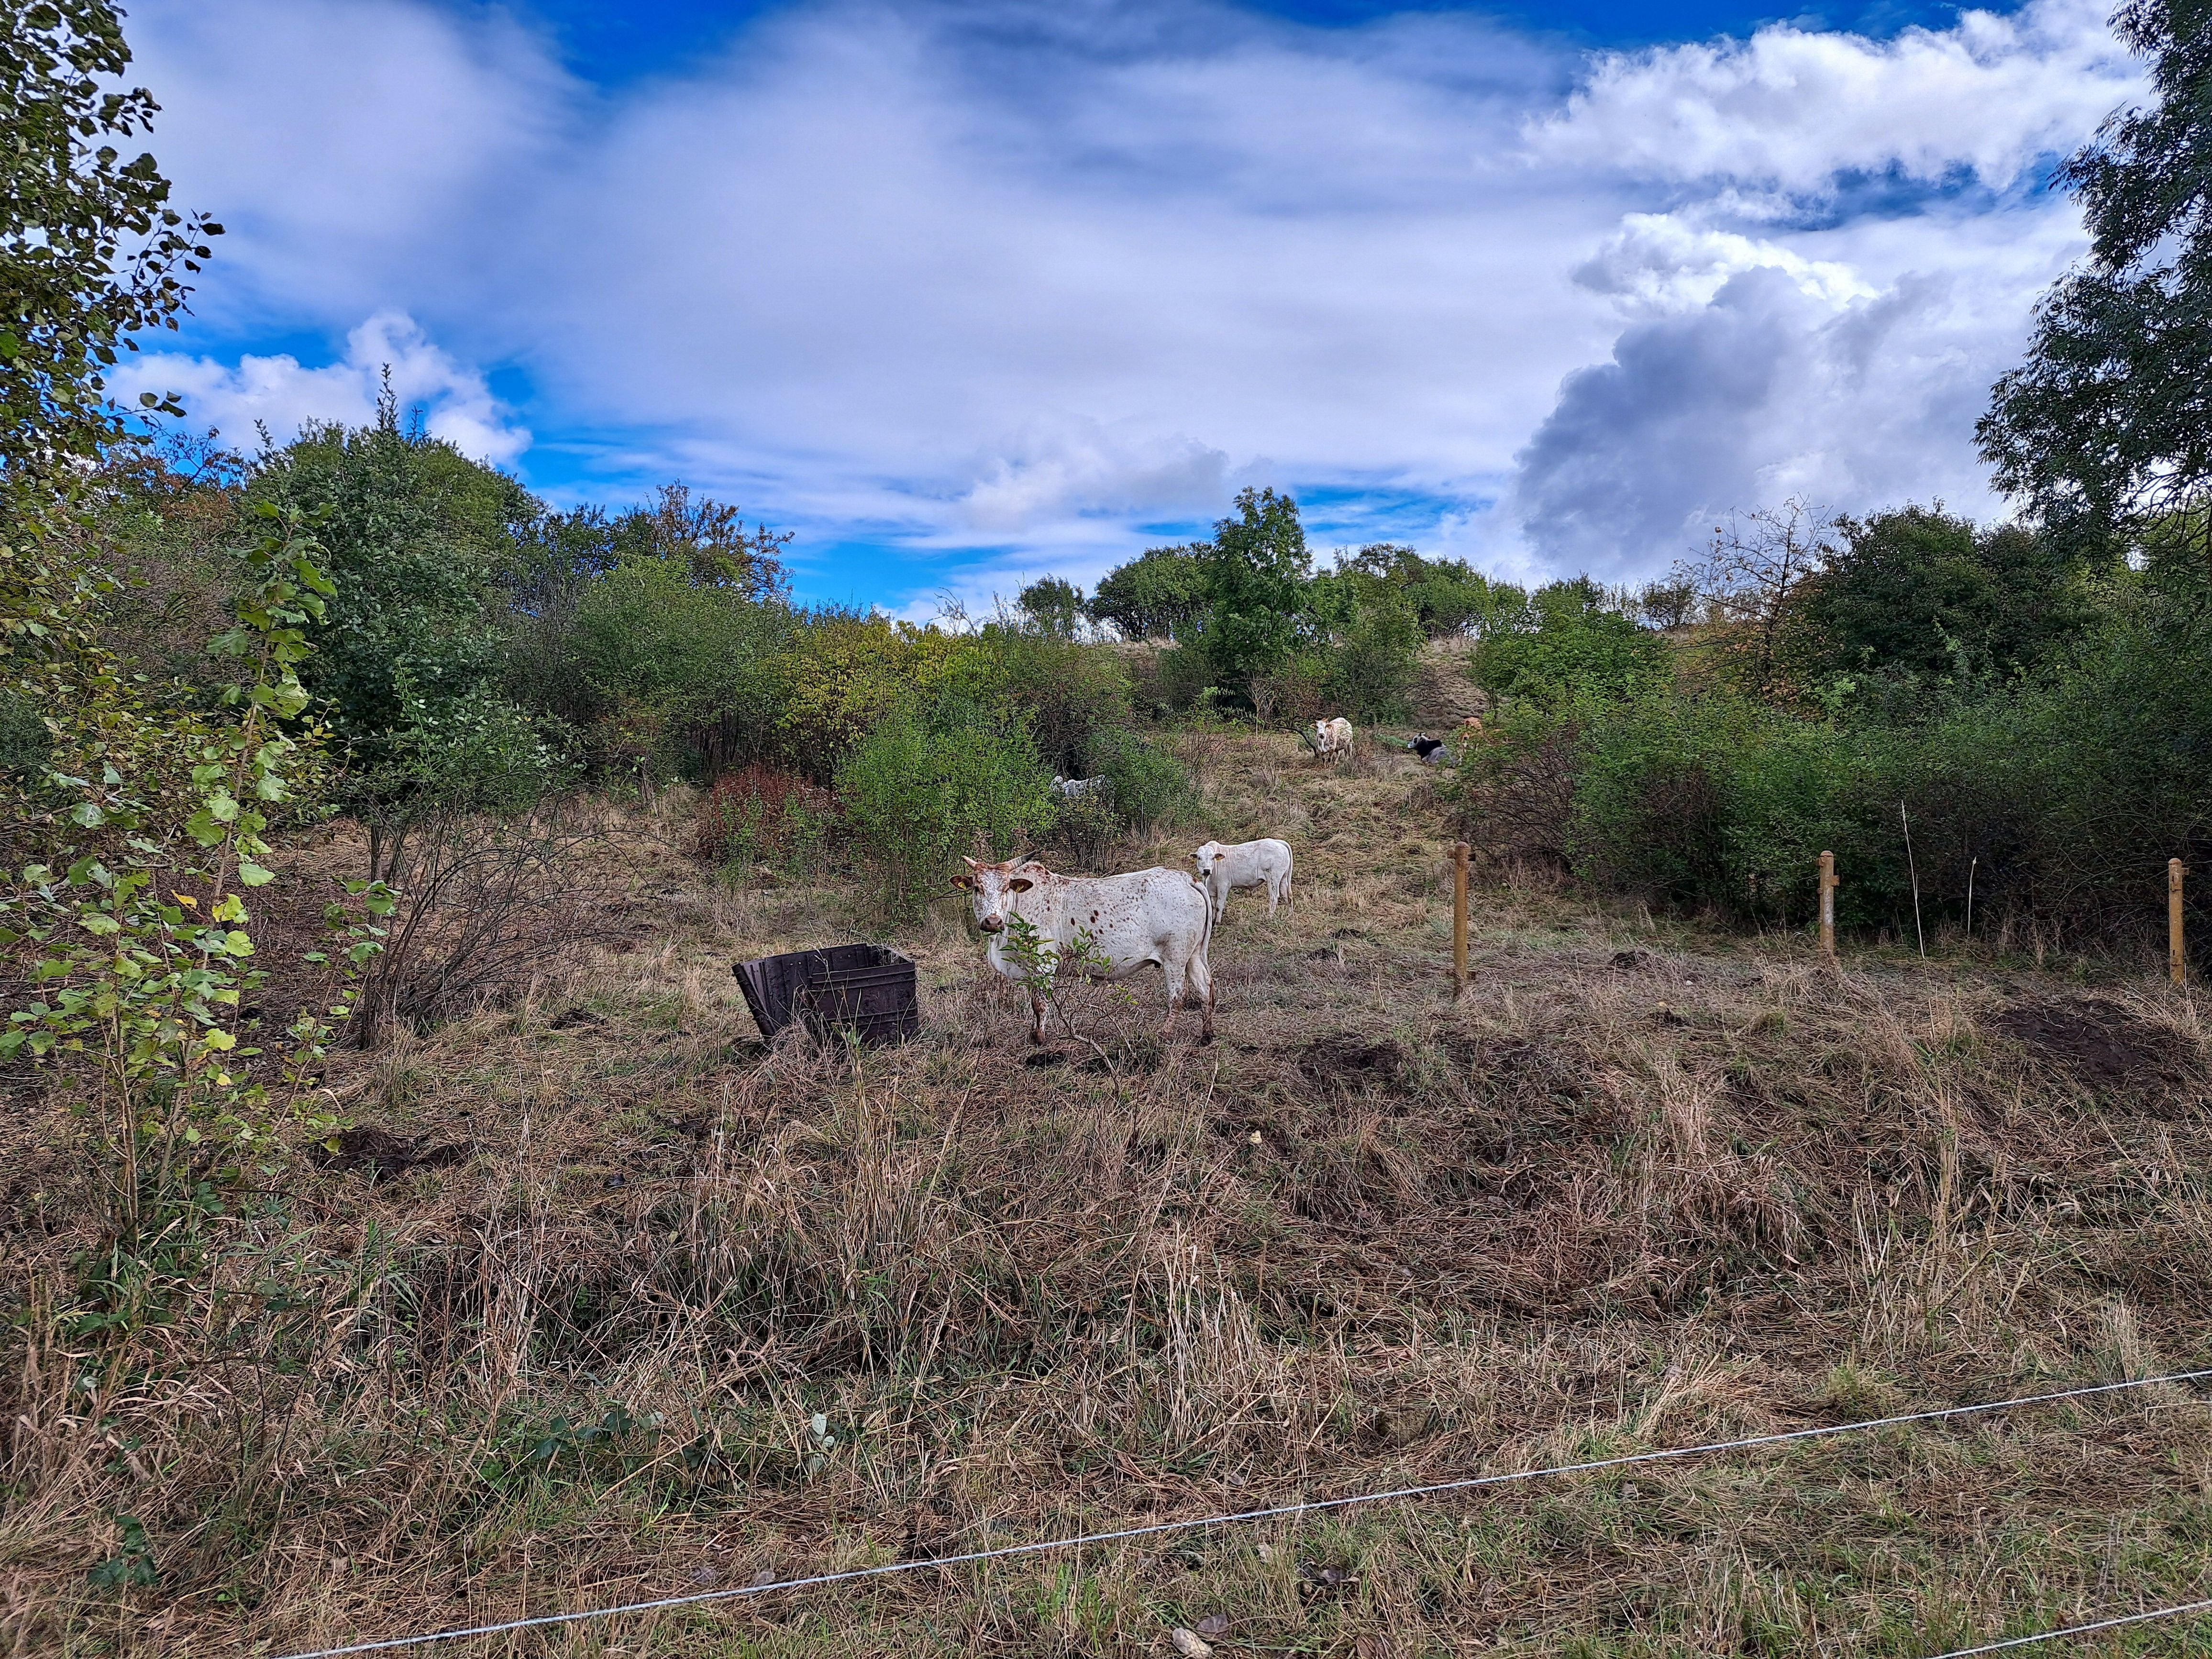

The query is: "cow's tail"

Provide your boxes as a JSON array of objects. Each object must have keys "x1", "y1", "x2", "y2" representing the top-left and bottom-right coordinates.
[{"x1": 1192, "y1": 869, "x2": 1217, "y2": 1007}]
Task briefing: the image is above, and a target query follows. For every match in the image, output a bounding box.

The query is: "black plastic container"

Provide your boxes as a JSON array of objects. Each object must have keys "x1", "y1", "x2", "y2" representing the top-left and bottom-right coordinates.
[{"x1": 733, "y1": 944, "x2": 919, "y2": 1046}]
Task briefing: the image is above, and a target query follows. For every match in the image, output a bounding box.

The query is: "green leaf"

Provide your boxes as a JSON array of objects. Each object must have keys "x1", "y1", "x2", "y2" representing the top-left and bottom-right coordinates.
[{"x1": 236, "y1": 861, "x2": 275, "y2": 888}]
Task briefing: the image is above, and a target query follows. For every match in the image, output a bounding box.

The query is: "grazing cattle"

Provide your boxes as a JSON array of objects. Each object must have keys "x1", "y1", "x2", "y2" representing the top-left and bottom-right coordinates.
[
  {"x1": 1052, "y1": 774, "x2": 1109, "y2": 800},
  {"x1": 1312, "y1": 716, "x2": 1354, "y2": 758},
  {"x1": 957, "y1": 856, "x2": 1214, "y2": 1044},
  {"x1": 1409, "y1": 734, "x2": 1448, "y2": 764},
  {"x1": 1459, "y1": 715, "x2": 1485, "y2": 733},
  {"x1": 1193, "y1": 838, "x2": 1293, "y2": 921}
]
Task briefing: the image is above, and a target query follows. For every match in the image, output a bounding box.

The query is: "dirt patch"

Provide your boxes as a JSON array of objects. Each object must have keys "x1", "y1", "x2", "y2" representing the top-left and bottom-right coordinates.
[
  {"x1": 308, "y1": 1127, "x2": 467, "y2": 1177},
  {"x1": 1989, "y1": 998, "x2": 2198, "y2": 1091},
  {"x1": 1297, "y1": 1033, "x2": 1406, "y2": 1088}
]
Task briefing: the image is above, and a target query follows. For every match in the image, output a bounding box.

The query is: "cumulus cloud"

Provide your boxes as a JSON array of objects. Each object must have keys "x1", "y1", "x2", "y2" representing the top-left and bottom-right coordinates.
[
  {"x1": 1529, "y1": 0, "x2": 2136, "y2": 193},
  {"x1": 111, "y1": 311, "x2": 530, "y2": 463},
  {"x1": 122, "y1": 0, "x2": 2146, "y2": 599},
  {"x1": 1574, "y1": 214, "x2": 1877, "y2": 315},
  {"x1": 1511, "y1": 264, "x2": 2019, "y2": 576}
]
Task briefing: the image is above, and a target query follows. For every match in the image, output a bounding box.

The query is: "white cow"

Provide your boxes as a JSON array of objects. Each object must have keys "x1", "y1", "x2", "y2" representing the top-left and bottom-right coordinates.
[
  {"x1": 1312, "y1": 716, "x2": 1354, "y2": 758},
  {"x1": 1193, "y1": 838, "x2": 1293, "y2": 921},
  {"x1": 958, "y1": 856, "x2": 1214, "y2": 1045},
  {"x1": 1052, "y1": 774, "x2": 1109, "y2": 800}
]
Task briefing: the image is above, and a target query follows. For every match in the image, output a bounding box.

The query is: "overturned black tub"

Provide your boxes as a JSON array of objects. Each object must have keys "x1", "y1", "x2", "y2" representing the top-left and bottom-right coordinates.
[{"x1": 733, "y1": 944, "x2": 919, "y2": 1047}]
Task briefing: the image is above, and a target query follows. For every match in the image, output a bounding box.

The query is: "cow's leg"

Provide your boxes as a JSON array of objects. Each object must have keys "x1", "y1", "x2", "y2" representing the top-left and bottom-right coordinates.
[
  {"x1": 1187, "y1": 945, "x2": 1215, "y2": 1044},
  {"x1": 1160, "y1": 949, "x2": 1189, "y2": 1035},
  {"x1": 1029, "y1": 988, "x2": 1046, "y2": 1045}
]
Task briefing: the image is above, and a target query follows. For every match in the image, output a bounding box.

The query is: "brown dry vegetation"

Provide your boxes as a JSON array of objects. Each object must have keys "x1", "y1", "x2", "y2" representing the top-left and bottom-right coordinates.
[{"x1": 8, "y1": 732, "x2": 2212, "y2": 1657}]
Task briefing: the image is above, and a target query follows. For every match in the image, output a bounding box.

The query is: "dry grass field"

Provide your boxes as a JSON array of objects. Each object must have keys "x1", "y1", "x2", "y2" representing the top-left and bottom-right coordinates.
[{"x1": 8, "y1": 730, "x2": 2212, "y2": 1656}]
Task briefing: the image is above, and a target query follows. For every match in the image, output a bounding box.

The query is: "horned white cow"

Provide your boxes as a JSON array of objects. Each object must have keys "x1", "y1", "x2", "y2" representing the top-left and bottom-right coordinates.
[
  {"x1": 958, "y1": 856, "x2": 1215, "y2": 1045},
  {"x1": 1312, "y1": 716, "x2": 1354, "y2": 757},
  {"x1": 1193, "y1": 838, "x2": 1293, "y2": 921}
]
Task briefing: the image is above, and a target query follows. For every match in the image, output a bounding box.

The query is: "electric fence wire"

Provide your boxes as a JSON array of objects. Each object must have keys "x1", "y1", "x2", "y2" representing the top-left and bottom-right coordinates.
[
  {"x1": 272, "y1": 1366, "x2": 2212, "y2": 1659},
  {"x1": 1918, "y1": 1595, "x2": 2212, "y2": 1656}
]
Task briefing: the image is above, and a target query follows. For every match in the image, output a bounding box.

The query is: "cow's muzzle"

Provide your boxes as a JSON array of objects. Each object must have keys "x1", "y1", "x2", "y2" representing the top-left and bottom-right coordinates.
[{"x1": 979, "y1": 915, "x2": 1004, "y2": 933}]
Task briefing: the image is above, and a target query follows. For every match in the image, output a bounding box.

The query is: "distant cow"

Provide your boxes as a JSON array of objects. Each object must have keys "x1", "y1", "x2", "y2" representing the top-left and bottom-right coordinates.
[
  {"x1": 1459, "y1": 715, "x2": 1484, "y2": 733},
  {"x1": 1311, "y1": 716, "x2": 1354, "y2": 757},
  {"x1": 1194, "y1": 838, "x2": 1293, "y2": 921},
  {"x1": 1052, "y1": 774, "x2": 1109, "y2": 800},
  {"x1": 958, "y1": 856, "x2": 1214, "y2": 1045},
  {"x1": 1409, "y1": 735, "x2": 1448, "y2": 764}
]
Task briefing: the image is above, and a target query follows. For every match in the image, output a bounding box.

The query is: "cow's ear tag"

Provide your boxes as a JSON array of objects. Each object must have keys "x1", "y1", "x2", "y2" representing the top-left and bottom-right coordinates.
[
  {"x1": 1007, "y1": 877, "x2": 1033, "y2": 892},
  {"x1": 951, "y1": 874, "x2": 973, "y2": 890}
]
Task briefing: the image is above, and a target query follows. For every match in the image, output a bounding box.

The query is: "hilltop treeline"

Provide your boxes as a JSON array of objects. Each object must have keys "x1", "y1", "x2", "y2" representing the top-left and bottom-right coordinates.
[
  {"x1": 4, "y1": 406, "x2": 1199, "y2": 925},
  {"x1": 1453, "y1": 499, "x2": 2212, "y2": 957}
]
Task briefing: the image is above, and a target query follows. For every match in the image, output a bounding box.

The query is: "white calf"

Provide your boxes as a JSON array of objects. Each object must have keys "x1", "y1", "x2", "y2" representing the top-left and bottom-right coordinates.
[
  {"x1": 1312, "y1": 716, "x2": 1354, "y2": 757},
  {"x1": 1193, "y1": 838, "x2": 1293, "y2": 921},
  {"x1": 958, "y1": 856, "x2": 1215, "y2": 1044}
]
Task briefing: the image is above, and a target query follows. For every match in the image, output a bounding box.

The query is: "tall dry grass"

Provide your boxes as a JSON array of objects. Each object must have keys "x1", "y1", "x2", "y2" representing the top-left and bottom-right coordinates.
[{"x1": 6, "y1": 734, "x2": 2212, "y2": 1655}]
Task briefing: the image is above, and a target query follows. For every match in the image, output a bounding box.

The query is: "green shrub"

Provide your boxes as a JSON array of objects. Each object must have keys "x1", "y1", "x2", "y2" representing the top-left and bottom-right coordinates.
[
  {"x1": 1473, "y1": 589, "x2": 1670, "y2": 712},
  {"x1": 1326, "y1": 596, "x2": 1422, "y2": 721},
  {"x1": 1084, "y1": 727, "x2": 1190, "y2": 833},
  {"x1": 1473, "y1": 551, "x2": 2212, "y2": 954},
  {"x1": 835, "y1": 706, "x2": 1056, "y2": 920},
  {"x1": 984, "y1": 629, "x2": 1134, "y2": 776}
]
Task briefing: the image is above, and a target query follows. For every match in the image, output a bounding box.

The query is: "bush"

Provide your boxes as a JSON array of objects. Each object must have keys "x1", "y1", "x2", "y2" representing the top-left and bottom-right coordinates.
[
  {"x1": 985, "y1": 629, "x2": 1134, "y2": 776},
  {"x1": 835, "y1": 706, "x2": 1056, "y2": 920},
  {"x1": 696, "y1": 764, "x2": 834, "y2": 873},
  {"x1": 1327, "y1": 596, "x2": 1422, "y2": 721},
  {"x1": 1469, "y1": 550, "x2": 2212, "y2": 954},
  {"x1": 1084, "y1": 727, "x2": 1190, "y2": 833},
  {"x1": 773, "y1": 613, "x2": 971, "y2": 780},
  {"x1": 1473, "y1": 589, "x2": 1670, "y2": 712}
]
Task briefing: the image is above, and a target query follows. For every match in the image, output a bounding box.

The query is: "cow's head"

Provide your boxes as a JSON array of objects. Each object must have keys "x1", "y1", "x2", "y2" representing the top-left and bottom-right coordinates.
[
  {"x1": 955, "y1": 856, "x2": 1040, "y2": 933},
  {"x1": 1192, "y1": 841, "x2": 1223, "y2": 879}
]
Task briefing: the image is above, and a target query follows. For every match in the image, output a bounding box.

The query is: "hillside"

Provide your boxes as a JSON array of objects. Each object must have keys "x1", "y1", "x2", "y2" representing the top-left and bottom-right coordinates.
[{"x1": 9, "y1": 731, "x2": 2212, "y2": 1656}]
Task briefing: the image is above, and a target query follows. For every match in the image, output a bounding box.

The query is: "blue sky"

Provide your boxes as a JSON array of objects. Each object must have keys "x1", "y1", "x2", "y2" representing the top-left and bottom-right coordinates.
[{"x1": 115, "y1": 0, "x2": 2138, "y2": 612}]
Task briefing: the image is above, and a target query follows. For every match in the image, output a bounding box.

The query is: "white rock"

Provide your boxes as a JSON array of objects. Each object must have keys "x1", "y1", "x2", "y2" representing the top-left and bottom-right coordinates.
[{"x1": 1170, "y1": 1630, "x2": 1213, "y2": 1658}]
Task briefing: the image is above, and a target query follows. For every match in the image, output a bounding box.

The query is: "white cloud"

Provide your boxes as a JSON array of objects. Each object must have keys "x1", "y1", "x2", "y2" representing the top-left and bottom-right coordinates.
[
  {"x1": 958, "y1": 419, "x2": 1234, "y2": 531},
  {"x1": 1574, "y1": 213, "x2": 1877, "y2": 314},
  {"x1": 1529, "y1": 0, "x2": 2136, "y2": 192},
  {"x1": 111, "y1": 311, "x2": 530, "y2": 463},
  {"x1": 122, "y1": 0, "x2": 2146, "y2": 597}
]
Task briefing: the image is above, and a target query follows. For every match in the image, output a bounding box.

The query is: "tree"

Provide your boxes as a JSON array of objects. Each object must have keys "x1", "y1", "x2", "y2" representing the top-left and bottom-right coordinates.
[
  {"x1": 250, "y1": 394, "x2": 528, "y2": 763},
  {"x1": 1679, "y1": 498, "x2": 1828, "y2": 700},
  {"x1": 1195, "y1": 486, "x2": 1311, "y2": 697},
  {"x1": 1017, "y1": 575, "x2": 1083, "y2": 637},
  {"x1": 1979, "y1": 0, "x2": 2212, "y2": 553},
  {"x1": 612, "y1": 483, "x2": 790, "y2": 602},
  {"x1": 0, "y1": 0, "x2": 221, "y2": 472},
  {"x1": 1472, "y1": 580, "x2": 1668, "y2": 710},
  {"x1": 1085, "y1": 544, "x2": 1209, "y2": 641},
  {"x1": 1795, "y1": 505, "x2": 2089, "y2": 681}
]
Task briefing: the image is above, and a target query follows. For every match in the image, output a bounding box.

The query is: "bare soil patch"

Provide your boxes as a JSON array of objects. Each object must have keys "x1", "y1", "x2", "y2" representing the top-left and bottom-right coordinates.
[{"x1": 1990, "y1": 995, "x2": 2199, "y2": 1090}]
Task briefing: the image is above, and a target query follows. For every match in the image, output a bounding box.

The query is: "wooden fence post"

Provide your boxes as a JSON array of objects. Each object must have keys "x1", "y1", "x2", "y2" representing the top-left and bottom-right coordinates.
[
  {"x1": 1818, "y1": 850, "x2": 1836, "y2": 961},
  {"x1": 1453, "y1": 841, "x2": 1470, "y2": 999},
  {"x1": 2171, "y1": 858, "x2": 2187, "y2": 984}
]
